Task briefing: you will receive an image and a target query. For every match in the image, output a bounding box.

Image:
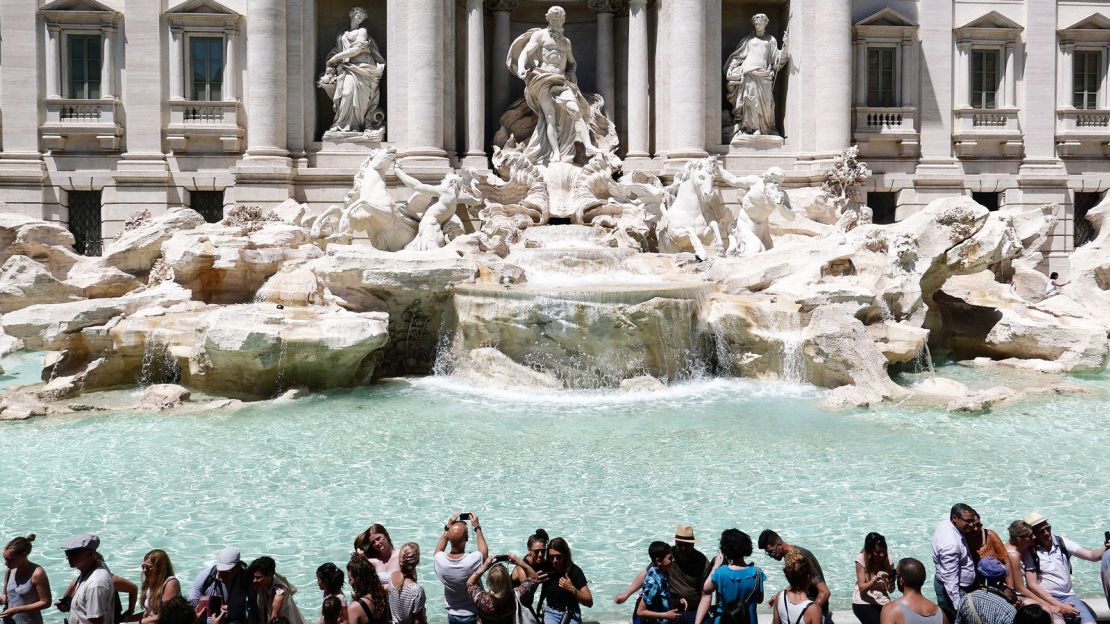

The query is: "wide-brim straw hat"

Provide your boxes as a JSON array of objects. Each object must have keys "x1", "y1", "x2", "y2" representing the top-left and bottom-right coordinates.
[
  {"x1": 675, "y1": 524, "x2": 698, "y2": 544},
  {"x1": 1023, "y1": 511, "x2": 1048, "y2": 528}
]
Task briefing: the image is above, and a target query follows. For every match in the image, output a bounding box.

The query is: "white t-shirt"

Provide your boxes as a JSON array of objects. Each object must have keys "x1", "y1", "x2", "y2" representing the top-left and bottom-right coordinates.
[
  {"x1": 433, "y1": 551, "x2": 484, "y2": 617},
  {"x1": 1021, "y1": 536, "x2": 1083, "y2": 597},
  {"x1": 69, "y1": 565, "x2": 115, "y2": 624}
]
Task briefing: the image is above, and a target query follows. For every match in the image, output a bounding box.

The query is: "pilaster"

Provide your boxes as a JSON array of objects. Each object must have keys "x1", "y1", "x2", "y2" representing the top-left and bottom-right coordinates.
[
  {"x1": 464, "y1": 0, "x2": 487, "y2": 168},
  {"x1": 589, "y1": 0, "x2": 625, "y2": 122},
  {"x1": 402, "y1": 0, "x2": 449, "y2": 170}
]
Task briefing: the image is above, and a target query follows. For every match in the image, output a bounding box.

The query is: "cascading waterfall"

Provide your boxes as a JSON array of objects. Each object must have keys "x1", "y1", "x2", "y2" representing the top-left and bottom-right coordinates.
[
  {"x1": 273, "y1": 337, "x2": 291, "y2": 394},
  {"x1": 138, "y1": 331, "x2": 180, "y2": 387},
  {"x1": 433, "y1": 226, "x2": 715, "y2": 389}
]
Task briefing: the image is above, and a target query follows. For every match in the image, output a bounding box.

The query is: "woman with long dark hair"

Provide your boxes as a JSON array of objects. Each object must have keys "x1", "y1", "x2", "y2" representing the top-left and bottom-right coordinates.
[
  {"x1": 348, "y1": 554, "x2": 389, "y2": 624},
  {"x1": 852, "y1": 533, "x2": 894, "y2": 624},
  {"x1": 539, "y1": 538, "x2": 592, "y2": 624}
]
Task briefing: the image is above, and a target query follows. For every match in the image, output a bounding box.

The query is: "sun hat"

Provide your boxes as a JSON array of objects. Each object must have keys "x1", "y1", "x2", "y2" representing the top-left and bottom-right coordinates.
[
  {"x1": 675, "y1": 524, "x2": 698, "y2": 544},
  {"x1": 1023, "y1": 512, "x2": 1048, "y2": 528}
]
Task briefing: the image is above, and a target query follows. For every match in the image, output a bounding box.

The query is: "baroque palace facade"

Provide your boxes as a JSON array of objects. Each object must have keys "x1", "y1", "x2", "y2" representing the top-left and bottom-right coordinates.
[{"x1": 1, "y1": 0, "x2": 1108, "y2": 272}]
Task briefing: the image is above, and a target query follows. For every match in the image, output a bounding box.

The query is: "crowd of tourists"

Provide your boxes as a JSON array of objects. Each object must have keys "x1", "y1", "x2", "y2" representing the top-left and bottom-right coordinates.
[{"x1": 2, "y1": 506, "x2": 1108, "y2": 624}]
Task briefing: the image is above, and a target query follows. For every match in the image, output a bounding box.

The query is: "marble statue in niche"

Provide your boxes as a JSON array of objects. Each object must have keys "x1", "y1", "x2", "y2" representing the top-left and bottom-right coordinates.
[
  {"x1": 318, "y1": 6, "x2": 386, "y2": 140},
  {"x1": 497, "y1": 5, "x2": 618, "y2": 166},
  {"x1": 724, "y1": 13, "x2": 789, "y2": 140}
]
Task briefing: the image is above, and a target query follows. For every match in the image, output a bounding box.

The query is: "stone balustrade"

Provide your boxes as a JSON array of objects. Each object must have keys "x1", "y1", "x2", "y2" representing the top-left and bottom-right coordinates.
[
  {"x1": 953, "y1": 108, "x2": 1023, "y2": 158},
  {"x1": 166, "y1": 101, "x2": 244, "y2": 153},
  {"x1": 853, "y1": 106, "x2": 920, "y2": 158},
  {"x1": 41, "y1": 98, "x2": 122, "y2": 152},
  {"x1": 1056, "y1": 108, "x2": 1110, "y2": 158}
]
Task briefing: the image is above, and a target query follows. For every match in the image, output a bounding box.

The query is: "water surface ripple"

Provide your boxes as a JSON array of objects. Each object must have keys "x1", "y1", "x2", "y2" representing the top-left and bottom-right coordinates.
[{"x1": 0, "y1": 365, "x2": 1107, "y2": 622}]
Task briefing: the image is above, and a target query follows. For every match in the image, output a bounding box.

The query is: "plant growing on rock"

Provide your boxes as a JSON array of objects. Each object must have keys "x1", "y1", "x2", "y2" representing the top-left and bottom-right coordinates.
[
  {"x1": 222, "y1": 204, "x2": 278, "y2": 233},
  {"x1": 120, "y1": 209, "x2": 152, "y2": 234},
  {"x1": 821, "y1": 146, "x2": 871, "y2": 231}
]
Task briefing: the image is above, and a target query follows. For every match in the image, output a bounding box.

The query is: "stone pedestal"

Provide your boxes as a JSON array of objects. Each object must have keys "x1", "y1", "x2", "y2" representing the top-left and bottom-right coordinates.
[{"x1": 314, "y1": 136, "x2": 388, "y2": 169}]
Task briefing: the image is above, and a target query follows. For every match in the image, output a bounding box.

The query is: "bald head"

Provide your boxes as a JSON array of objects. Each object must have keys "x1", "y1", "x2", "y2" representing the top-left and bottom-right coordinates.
[{"x1": 447, "y1": 522, "x2": 469, "y2": 551}]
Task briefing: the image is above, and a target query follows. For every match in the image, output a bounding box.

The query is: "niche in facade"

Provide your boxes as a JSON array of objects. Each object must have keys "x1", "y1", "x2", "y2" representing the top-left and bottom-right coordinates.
[
  {"x1": 722, "y1": 0, "x2": 790, "y2": 143},
  {"x1": 315, "y1": 0, "x2": 388, "y2": 142}
]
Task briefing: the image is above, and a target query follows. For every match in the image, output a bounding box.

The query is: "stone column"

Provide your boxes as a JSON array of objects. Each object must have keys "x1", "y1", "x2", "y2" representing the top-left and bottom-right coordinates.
[
  {"x1": 486, "y1": 0, "x2": 518, "y2": 130},
  {"x1": 245, "y1": 0, "x2": 288, "y2": 159},
  {"x1": 46, "y1": 25, "x2": 61, "y2": 99},
  {"x1": 464, "y1": 0, "x2": 486, "y2": 166},
  {"x1": 625, "y1": 0, "x2": 649, "y2": 159},
  {"x1": 589, "y1": 0, "x2": 623, "y2": 119},
  {"x1": 666, "y1": 0, "x2": 706, "y2": 160},
  {"x1": 224, "y1": 28, "x2": 238, "y2": 101},
  {"x1": 813, "y1": 0, "x2": 851, "y2": 154},
  {"x1": 101, "y1": 25, "x2": 116, "y2": 98},
  {"x1": 404, "y1": 0, "x2": 448, "y2": 165},
  {"x1": 169, "y1": 27, "x2": 184, "y2": 101}
]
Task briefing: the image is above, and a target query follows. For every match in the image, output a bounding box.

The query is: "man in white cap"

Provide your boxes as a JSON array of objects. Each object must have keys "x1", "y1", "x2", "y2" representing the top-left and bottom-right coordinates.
[
  {"x1": 186, "y1": 547, "x2": 253, "y2": 624},
  {"x1": 614, "y1": 525, "x2": 709, "y2": 624},
  {"x1": 1020, "y1": 512, "x2": 1108, "y2": 624},
  {"x1": 61, "y1": 533, "x2": 114, "y2": 624}
]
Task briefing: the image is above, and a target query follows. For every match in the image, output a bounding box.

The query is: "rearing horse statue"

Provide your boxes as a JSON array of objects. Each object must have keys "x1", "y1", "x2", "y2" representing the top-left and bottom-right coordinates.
[{"x1": 656, "y1": 158, "x2": 726, "y2": 260}]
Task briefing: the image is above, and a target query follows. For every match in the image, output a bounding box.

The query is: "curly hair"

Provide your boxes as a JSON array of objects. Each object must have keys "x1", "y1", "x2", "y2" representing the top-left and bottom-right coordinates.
[
  {"x1": 347, "y1": 553, "x2": 390, "y2": 622},
  {"x1": 783, "y1": 550, "x2": 813, "y2": 591}
]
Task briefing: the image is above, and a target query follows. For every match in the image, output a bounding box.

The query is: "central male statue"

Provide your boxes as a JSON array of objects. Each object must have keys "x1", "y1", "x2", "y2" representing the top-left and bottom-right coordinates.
[
  {"x1": 725, "y1": 13, "x2": 789, "y2": 138},
  {"x1": 506, "y1": 6, "x2": 614, "y2": 165}
]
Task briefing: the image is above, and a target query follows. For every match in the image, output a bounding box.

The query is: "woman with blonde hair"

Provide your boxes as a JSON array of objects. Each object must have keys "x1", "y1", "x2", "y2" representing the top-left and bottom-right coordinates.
[
  {"x1": 467, "y1": 554, "x2": 539, "y2": 624},
  {"x1": 0, "y1": 534, "x2": 51, "y2": 624},
  {"x1": 1005, "y1": 521, "x2": 1059, "y2": 616},
  {"x1": 387, "y1": 543, "x2": 426, "y2": 624},
  {"x1": 136, "y1": 550, "x2": 180, "y2": 624}
]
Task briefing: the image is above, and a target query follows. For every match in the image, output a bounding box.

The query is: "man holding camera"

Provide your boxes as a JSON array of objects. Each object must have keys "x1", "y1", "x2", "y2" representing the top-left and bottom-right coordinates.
[
  {"x1": 186, "y1": 547, "x2": 253, "y2": 624},
  {"x1": 434, "y1": 513, "x2": 489, "y2": 624},
  {"x1": 59, "y1": 533, "x2": 114, "y2": 624}
]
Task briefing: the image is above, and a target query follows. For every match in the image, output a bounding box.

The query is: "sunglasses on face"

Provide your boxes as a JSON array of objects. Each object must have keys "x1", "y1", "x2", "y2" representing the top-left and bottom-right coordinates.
[
  {"x1": 1034, "y1": 525, "x2": 1052, "y2": 534},
  {"x1": 548, "y1": 553, "x2": 565, "y2": 561}
]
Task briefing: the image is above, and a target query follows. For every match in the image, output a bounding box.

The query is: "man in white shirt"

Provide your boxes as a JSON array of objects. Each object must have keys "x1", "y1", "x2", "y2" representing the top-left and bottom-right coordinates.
[
  {"x1": 61, "y1": 533, "x2": 114, "y2": 624},
  {"x1": 932, "y1": 503, "x2": 978, "y2": 622},
  {"x1": 433, "y1": 513, "x2": 489, "y2": 624},
  {"x1": 1020, "y1": 512, "x2": 1107, "y2": 624}
]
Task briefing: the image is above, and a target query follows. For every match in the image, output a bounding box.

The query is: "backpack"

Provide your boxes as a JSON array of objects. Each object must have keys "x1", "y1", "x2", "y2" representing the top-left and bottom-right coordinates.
[
  {"x1": 1031, "y1": 536, "x2": 1072, "y2": 576},
  {"x1": 719, "y1": 572, "x2": 763, "y2": 624}
]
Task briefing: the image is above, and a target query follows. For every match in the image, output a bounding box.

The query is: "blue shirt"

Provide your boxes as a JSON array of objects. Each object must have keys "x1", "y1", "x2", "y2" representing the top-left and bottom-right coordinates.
[
  {"x1": 711, "y1": 565, "x2": 765, "y2": 624},
  {"x1": 641, "y1": 566, "x2": 672, "y2": 624}
]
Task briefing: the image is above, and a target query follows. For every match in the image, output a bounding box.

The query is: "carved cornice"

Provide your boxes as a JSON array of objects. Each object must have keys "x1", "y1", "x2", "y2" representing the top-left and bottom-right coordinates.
[
  {"x1": 483, "y1": 0, "x2": 519, "y2": 12},
  {"x1": 588, "y1": 0, "x2": 629, "y2": 13}
]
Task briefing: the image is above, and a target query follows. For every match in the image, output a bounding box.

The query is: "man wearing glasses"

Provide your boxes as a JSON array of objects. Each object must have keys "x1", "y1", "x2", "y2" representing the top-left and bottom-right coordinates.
[
  {"x1": 931, "y1": 504, "x2": 979, "y2": 622},
  {"x1": 1020, "y1": 512, "x2": 1108, "y2": 624}
]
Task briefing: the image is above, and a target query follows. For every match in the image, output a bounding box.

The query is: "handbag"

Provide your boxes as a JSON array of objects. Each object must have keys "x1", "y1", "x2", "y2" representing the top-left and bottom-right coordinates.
[{"x1": 514, "y1": 590, "x2": 540, "y2": 624}]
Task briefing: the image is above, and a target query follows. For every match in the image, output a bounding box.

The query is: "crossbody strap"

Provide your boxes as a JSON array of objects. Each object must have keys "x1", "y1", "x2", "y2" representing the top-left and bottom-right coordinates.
[{"x1": 967, "y1": 594, "x2": 985, "y2": 624}]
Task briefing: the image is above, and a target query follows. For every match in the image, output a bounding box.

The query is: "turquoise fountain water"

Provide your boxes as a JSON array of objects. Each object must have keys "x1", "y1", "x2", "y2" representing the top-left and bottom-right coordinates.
[{"x1": 1, "y1": 352, "x2": 1108, "y2": 622}]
